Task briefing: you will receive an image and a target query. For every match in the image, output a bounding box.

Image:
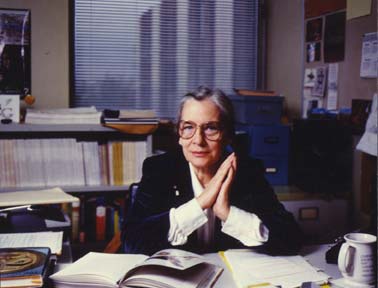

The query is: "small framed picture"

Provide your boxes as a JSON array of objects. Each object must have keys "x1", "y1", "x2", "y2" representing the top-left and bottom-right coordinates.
[
  {"x1": 0, "y1": 9, "x2": 31, "y2": 96},
  {"x1": 0, "y1": 94, "x2": 20, "y2": 123}
]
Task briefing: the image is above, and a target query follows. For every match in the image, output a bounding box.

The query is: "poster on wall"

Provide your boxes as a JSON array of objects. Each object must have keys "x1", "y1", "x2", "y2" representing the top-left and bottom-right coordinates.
[
  {"x1": 306, "y1": 18, "x2": 323, "y2": 42},
  {"x1": 312, "y1": 66, "x2": 327, "y2": 97},
  {"x1": 360, "y1": 32, "x2": 378, "y2": 78},
  {"x1": 0, "y1": 9, "x2": 31, "y2": 96},
  {"x1": 324, "y1": 12, "x2": 346, "y2": 62}
]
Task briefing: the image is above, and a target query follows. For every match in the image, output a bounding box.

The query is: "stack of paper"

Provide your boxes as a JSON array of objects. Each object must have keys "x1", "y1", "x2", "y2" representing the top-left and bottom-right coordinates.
[
  {"x1": 221, "y1": 249, "x2": 330, "y2": 288},
  {"x1": 25, "y1": 107, "x2": 102, "y2": 124}
]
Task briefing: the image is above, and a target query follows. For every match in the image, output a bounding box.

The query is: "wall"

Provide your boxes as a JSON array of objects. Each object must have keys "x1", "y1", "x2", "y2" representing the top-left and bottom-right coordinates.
[
  {"x1": 0, "y1": 0, "x2": 69, "y2": 109},
  {"x1": 265, "y1": 0, "x2": 304, "y2": 119},
  {"x1": 266, "y1": 0, "x2": 377, "y2": 118}
]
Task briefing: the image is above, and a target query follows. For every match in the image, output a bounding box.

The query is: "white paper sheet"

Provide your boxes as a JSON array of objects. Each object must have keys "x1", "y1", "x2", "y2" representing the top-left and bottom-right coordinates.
[
  {"x1": 0, "y1": 231, "x2": 63, "y2": 254},
  {"x1": 327, "y1": 63, "x2": 339, "y2": 110},
  {"x1": 357, "y1": 93, "x2": 378, "y2": 156},
  {"x1": 223, "y1": 250, "x2": 330, "y2": 288}
]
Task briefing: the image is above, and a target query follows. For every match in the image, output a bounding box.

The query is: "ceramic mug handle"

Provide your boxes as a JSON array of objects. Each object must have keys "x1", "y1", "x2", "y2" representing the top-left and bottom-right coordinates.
[{"x1": 338, "y1": 242, "x2": 354, "y2": 275}]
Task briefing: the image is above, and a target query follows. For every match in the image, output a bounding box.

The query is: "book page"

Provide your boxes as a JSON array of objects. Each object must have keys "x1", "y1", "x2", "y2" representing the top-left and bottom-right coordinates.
[
  {"x1": 141, "y1": 249, "x2": 209, "y2": 270},
  {"x1": 123, "y1": 263, "x2": 222, "y2": 288},
  {"x1": 0, "y1": 231, "x2": 63, "y2": 255},
  {"x1": 50, "y1": 252, "x2": 147, "y2": 287},
  {"x1": 120, "y1": 249, "x2": 223, "y2": 288}
]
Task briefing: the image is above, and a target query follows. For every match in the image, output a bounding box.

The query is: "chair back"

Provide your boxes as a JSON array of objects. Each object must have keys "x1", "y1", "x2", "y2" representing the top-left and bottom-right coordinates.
[{"x1": 121, "y1": 182, "x2": 139, "y2": 253}]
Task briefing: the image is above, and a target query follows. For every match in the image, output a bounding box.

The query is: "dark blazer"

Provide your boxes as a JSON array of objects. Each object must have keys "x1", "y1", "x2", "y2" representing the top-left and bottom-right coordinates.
[{"x1": 122, "y1": 147, "x2": 303, "y2": 255}]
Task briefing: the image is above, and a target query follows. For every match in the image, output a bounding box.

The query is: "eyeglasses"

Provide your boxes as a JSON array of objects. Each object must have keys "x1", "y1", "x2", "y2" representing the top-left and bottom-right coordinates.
[{"x1": 178, "y1": 120, "x2": 224, "y2": 141}]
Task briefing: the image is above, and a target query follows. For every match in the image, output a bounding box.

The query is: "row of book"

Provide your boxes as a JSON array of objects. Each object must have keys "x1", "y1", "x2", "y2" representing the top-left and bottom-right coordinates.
[
  {"x1": 24, "y1": 107, "x2": 159, "y2": 125},
  {"x1": 67, "y1": 196, "x2": 125, "y2": 243},
  {"x1": 25, "y1": 106, "x2": 102, "y2": 124},
  {"x1": 0, "y1": 139, "x2": 148, "y2": 188}
]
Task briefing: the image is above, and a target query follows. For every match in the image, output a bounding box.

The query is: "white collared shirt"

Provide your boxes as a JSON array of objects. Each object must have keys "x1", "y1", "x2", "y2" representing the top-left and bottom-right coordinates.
[{"x1": 168, "y1": 163, "x2": 269, "y2": 247}]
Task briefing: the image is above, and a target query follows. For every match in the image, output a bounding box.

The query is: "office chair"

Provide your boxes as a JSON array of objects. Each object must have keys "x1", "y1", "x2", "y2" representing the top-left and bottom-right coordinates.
[{"x1": 103, "y1": 183, "x2": 139, "y2": 253}]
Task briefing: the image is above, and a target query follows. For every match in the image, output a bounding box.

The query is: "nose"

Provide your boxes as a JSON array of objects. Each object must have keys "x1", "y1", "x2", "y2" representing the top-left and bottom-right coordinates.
[{"x1": 192, "y1": 126, "x2": 206, "y2": 145}]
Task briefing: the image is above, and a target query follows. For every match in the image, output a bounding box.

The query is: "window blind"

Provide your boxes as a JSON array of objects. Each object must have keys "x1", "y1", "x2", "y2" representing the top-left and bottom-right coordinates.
[{"x1": 73, "y1": 0, "x2": 261, "y2": 119}]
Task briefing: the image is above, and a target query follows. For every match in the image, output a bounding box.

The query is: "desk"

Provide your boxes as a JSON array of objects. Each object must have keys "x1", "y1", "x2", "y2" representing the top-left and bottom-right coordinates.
[{"x1": 206, "y1": 244, "x2": 341, "y2": 288}]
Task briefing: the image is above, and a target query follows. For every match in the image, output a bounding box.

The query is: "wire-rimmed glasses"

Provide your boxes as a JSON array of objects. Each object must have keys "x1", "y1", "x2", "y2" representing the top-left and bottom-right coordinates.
[{"x1": 178, "y1": 120, "x2": 224, "y2": 141}]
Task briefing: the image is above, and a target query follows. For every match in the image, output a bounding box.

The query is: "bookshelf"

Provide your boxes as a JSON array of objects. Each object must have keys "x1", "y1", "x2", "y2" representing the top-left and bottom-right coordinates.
[
  {"x1": 0, "y1": 123, "x2": 154, "y2": 249},
  {"x1": 0, "y1": 123, "x2": 153, "y2": 192}
]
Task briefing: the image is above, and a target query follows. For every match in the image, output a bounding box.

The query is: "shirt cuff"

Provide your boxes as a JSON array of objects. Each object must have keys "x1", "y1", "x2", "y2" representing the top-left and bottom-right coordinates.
[
  {"x1": 168, "y1": 199, "x2": 208, "y2": 245},
  {"x1": 221, "y1": 206, "x2": 269, "y2": 246}
]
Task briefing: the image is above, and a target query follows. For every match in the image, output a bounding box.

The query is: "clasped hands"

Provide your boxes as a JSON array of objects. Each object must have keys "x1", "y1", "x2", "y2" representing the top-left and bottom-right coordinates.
[{"x1": 196, "y1": 153, "x2": 237, "y2": 221}]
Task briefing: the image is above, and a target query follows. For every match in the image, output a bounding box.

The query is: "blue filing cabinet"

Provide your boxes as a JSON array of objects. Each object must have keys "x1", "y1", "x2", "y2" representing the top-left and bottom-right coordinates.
[
  {"x1": 237, "y1": 124, "x2": 290, "y2": 185},
  {"x1": 230, "y1": 95, "x2": 284, "y2": 125},
  {"x1": 231, "y1": 95, "x2": 289, "y2": 185}
]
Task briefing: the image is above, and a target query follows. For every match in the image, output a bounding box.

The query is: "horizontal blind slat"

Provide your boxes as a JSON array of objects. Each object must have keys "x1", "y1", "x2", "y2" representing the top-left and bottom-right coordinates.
[{"x1": 73, "y1": 0, "x2": 260, "y2": 118}]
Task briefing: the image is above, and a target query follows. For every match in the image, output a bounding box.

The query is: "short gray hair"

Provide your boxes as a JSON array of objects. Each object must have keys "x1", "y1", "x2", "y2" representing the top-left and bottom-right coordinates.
[{"x1": 177, "y1": 86, "x2": 235, "y2": 139}]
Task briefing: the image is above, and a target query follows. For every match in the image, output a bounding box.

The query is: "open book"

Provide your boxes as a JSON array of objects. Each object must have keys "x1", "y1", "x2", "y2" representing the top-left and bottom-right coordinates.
[{"x1": 50, "y1": 249, "x2": 223, "y2": 288}]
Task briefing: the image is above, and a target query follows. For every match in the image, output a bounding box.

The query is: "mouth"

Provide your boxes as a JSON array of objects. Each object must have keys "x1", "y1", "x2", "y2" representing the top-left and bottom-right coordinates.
[{"x1": 191, "y1": 151, "x2": 209, "y2": 157}]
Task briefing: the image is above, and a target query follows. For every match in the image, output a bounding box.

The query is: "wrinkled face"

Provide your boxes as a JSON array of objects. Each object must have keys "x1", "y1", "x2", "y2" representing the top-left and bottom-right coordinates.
[{"x1": 178, "y1": 98, "x2": 226, "y2": 172}]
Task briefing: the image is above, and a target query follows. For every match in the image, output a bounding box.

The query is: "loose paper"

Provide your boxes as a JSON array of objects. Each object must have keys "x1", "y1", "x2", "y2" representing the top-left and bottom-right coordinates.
[
  {"x1": 327, "y1": 63, "x2": 339, "y2": 110},
  {"x1": 360, "y1": 32, "x2": 378, "y2": 78},
  {"x1": 357, "y1": 93, "x2": 378, "y2": 156}
]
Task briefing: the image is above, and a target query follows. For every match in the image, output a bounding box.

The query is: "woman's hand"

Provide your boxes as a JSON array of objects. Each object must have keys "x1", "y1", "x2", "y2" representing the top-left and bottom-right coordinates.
[
  {"x1": 213, "y1": 154, "x2": 237, "y2": 221},
  {"x1": 196, "y1": 153, "x2": 236, "y2": 210}
]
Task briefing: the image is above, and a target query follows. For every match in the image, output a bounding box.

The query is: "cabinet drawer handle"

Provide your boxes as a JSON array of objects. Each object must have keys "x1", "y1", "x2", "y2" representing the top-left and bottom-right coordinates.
[
  {"x1": 257, "y1": 106, "x2": 273, "y2": 114},
  {"x1": 264, "y1": 136, "x2": 279, "y2": 144},
  {"x1": 265, "y1": 167, "x2": 277, "y2": 174}
]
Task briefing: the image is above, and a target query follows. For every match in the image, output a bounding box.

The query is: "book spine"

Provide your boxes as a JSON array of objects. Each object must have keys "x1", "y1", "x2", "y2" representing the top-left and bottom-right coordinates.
[
  {"x1": 96, "y1": 204, "x2": 106, "y2": 241},
  {"x1": 71, "y1": 200, "x2": 80, "y2": 242},
  {"x1": 99, "y1": 143, "x2": 110, "y2": 185},
  {"x1": 105, "y1": 205, "x2": 115, "y2": 240},
  {"x1": 79, "y1": 196, "x2": 86, "y2": 244},
  {"x1": 113, "y1": 209, "x2": 120, "y2": 236}
]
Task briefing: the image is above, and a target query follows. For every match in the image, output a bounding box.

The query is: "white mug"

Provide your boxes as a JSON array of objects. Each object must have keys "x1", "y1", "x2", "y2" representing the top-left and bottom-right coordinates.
[{"x1": 337, "y1": 233, "x2": 377, "y2": 286}]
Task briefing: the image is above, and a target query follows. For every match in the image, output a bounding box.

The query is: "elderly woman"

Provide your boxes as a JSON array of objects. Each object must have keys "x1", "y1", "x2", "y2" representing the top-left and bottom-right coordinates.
[{"x1": 123, "y1": 86, "x2": 302, "y2": 255}]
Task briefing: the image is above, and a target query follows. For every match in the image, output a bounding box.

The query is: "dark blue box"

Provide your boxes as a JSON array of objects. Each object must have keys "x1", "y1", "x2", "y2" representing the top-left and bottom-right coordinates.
[
  {"x1": 258, "y1": 155, "x2": 289, "y2": 185},
  {"x1": 236, "y1": 124, "x2": 290, "y2": 156},
  {"x1": 230, "y1": 95, "x2": 284, "y2": 124}
]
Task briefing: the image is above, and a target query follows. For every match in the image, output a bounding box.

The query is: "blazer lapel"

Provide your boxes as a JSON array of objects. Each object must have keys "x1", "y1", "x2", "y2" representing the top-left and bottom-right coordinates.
[{"x1": 170, "y1": 148, "x2": 194, "y2": 205}]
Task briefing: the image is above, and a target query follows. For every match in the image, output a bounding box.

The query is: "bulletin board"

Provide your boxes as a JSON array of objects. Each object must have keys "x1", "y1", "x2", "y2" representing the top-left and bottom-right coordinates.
[{"x1": 302, "y1": 0, "x2": 376, "y2": 118}]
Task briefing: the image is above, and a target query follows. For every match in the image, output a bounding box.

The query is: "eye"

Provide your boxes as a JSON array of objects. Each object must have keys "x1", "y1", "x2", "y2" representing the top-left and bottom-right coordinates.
[
  {"x1": 182, "y1": 123, "x2": 194, "y2": 131},
  {"x1": 180, "y1": 122, "x2": 196, "y2": 136},
  {"x1": 204, "y1": 123, "x2": 220, "y2": 133}
]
